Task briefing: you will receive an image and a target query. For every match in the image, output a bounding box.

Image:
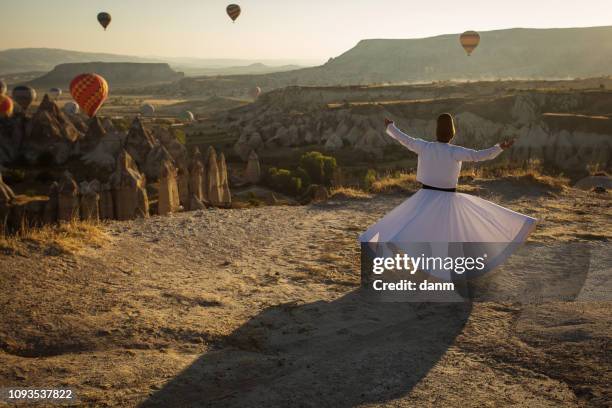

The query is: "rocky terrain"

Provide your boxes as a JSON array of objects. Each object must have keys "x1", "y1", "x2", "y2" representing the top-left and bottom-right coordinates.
[
  {"x1": 222, "y1": 83, "x2": 612, "y2": 175},
  {"x1": 0, "y1": 96, "x2": 232, "y2": 231},
  {"x1": 27, "y1": 62, "x2": 184, "y2": 89},
  {"x1": 0, "y1": 175, "x2": 610, "y2": 407}
]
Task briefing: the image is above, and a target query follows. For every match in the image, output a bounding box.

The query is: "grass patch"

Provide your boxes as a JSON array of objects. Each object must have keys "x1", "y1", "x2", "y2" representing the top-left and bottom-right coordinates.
[
  {"x1": 330, "y1": 187, "x2": 372, "y2": 200},
  {"x1": 1, "y1": 220, "x2": 109, "y2": 256}
]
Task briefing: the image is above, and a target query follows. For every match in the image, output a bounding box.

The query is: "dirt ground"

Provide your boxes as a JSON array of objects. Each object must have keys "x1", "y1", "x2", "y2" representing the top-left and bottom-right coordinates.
[{"x1": 0, "y1": 177, "x2": 610, "y2": 407}]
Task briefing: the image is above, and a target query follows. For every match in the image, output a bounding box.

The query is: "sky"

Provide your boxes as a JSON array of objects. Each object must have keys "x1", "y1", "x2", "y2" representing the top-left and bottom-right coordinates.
[{"x1": 1, "y1": 0, "x2": 612, "y2": 62}]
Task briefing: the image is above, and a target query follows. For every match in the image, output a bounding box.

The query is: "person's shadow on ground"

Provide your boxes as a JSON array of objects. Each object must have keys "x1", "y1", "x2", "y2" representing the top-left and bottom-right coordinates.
[{"x1": 141, "y1": 291, "x2": 471, "y2": 408}]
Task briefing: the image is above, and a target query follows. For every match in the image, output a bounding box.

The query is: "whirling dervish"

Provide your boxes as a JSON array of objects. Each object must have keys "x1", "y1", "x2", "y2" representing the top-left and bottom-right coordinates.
[{"x1": 360, "y1": 114, "x2": 537, "y2": 280}]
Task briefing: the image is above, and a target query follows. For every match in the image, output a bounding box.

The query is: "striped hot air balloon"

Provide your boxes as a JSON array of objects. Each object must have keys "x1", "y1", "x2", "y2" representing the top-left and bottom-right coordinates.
[
  {"x1": 69, "y1": 73, "x2": 109, "y2": 118},
  {"x1": 0, "y1": 95, "x2": 14, "y2": 118},
  {"x1": 460, "y1": 31, "x2": 480, "y2": 56},
  {"x1": 226, "y1": 4, "x2": 241, "y2": 22},
  {"x1": 97, "y1": 12, "x2": 112, "y2": 30}
]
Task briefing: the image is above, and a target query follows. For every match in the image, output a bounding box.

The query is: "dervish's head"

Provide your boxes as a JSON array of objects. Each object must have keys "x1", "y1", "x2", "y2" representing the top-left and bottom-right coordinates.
[{"x1": 436, "y1": 113, "x2": 456, "y2": 143}]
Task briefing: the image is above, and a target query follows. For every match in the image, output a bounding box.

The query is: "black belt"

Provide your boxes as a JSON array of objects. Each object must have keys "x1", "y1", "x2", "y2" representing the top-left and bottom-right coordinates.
[{"x1": 421, "y1": 184, "x2": 456, "y2": 192}]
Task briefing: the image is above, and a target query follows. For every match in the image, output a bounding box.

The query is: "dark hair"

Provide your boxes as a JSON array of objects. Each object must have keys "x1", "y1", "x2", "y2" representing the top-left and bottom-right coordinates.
[{"x1": 436, "y1": 113, "x2": 455, "y2": 143}]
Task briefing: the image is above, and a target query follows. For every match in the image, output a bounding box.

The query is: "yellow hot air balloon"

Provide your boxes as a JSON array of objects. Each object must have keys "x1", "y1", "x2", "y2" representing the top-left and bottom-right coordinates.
[
  {"x1": 226, "y1": 4, "x2": 241, "y2": 22},
  {"x1": 460, "y1": 31, "x2": 480, "y2": 56}
]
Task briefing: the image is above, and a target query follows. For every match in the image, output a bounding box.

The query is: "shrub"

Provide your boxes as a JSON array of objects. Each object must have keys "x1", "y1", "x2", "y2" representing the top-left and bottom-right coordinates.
[
  {"x1": 364, "y1": 169, "x2": 377, "y2": 191},
  {"x1": 266, "y1": 167, "x2": 302, "y2": 196},
  {"x1": 299, "y1": 151, "x2": 337, "y2": 186},
  {"x1": 293, "y1": 167, "x2": 311, "y2": 188}
]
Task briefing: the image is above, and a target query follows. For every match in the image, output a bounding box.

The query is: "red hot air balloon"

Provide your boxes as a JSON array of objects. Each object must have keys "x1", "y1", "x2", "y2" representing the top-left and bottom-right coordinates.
[
  {"x1": 226, "y1": 4, "x2": 241, "y2": 22},
  {"x1": 0, "y1": 95, "x2": 14, "y2": 118},
  {"x1": 460, "y1": 31, "x2": 480, "y2": 56},
  {"x1": 97, "y1": 12, "x2": 112, "y2": 30},
  {"x1": 70, "y1": 73, "x2": 109, "y2": 117}
]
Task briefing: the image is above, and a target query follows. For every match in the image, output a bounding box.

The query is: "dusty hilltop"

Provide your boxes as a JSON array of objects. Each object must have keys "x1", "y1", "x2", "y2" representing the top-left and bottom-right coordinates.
[{"x1": 0, "y1": 173, "x2": 610, "y2": 407}]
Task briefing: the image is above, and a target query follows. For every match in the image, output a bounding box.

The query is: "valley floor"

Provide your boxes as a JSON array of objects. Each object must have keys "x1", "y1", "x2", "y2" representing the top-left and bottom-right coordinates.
[{"x1": 0, "y1": 177, "x2": 610, "y2": 407}]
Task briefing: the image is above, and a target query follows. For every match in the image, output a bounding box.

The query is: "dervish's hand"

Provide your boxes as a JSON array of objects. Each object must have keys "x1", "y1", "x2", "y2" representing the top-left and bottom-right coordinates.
[
  {"x1": 384, "y1": 118, "x2": 394, "y2": 128},
  {"x1": 500, "y1": 139, "x2": 515, "y2": 150}
]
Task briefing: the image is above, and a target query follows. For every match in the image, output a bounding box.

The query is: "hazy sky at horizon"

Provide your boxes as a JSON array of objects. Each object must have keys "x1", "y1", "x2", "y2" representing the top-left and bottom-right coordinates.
[{"x1": 2, "y1": 0, "x2": 611, "y2": 62}]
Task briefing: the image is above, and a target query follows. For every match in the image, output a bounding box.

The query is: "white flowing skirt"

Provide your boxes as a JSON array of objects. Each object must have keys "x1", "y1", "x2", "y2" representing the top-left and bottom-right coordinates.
[{"x1": 360, "y1": 189, "x2": 537, "y2": 281}]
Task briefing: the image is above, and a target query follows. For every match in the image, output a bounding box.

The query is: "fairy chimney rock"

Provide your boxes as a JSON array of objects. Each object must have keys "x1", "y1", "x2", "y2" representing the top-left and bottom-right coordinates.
[
  {"x1": 188, "y1": 152, "x2": 205, "y2": 210},
  {"x1": 206, "y1": 147, "x2": 222, "y2": 206},
  {"x1": 124, "y1": 117, "x2": 156, "y2": 169},
  {"x1": 158, "y1": 159, "x2": 180, "y2": 215},
  {"x1": 245, "y1": 150, "x2": 261, "y2": 184},
  {"x1": 81, "y1": 116, "x2": 107, "y2": 152},
  {"x1": 110, "y1": 149, "x2": 149, "y2": 220},
  {"x1": 99, "y1": 182, "x2": 114, "y2": 220},
  {"x1": 79, "y1": 180, "x2": 100, "y2": 221},
  {"x1": 58, "y1": 171, "x2": 80, "y2": 221},
  {"x1": 218, "y1": 152, "x2": 232, "y2": 207}
]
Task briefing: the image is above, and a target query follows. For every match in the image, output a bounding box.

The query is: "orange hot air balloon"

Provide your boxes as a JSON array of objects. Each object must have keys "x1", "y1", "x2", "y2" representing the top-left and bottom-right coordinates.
[
  {"x1": 226, "y1": 4, "x2": 241, "y2": 22},
  {"x1": 0, "y1": 95, "x2": 14, "y2": 118},
  {"x1": 69, "y1": 73, "x2": 109, "y2": 118},
  {"x1": 460, "y1": 31, "x2": 480, "y2": 56}
]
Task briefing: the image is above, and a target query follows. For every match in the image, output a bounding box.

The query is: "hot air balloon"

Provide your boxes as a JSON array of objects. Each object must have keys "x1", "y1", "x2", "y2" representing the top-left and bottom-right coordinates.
[
  {"x1": 140, "y1": 103, "x2": 155, "y2": 116},
  {"x1": 460, "y1": 31, "x2": 480, "y2": 56},
  {"x1": 49, "y1": 87, "x2": 62, "y2": 100},
  {"x1": 69, "y1": 73, "x2": 109, "y2": 117},
  {"x1": 12, "y1": 85, "x2": 36, "y2": 112},
  {"x1": 251, "y1": 86, "x2": 262, "y2": 99},
  {"x1": 0, "y1": 80, "x2": 6, "y2": 96},
  {"x1": 226, "y1": 4, "x2": 241, "y2": 22},
  {"x1": 181, "y1": 111, "x2": 194, "y2": 122},
  {"x1": 0, "y1": 95, "x2": 14, "y2": 118},
  {"x1": 63, "y1": 101, "x2": 80, "y2": 115},
  {"x1": 97, "y1": 12, "x2": 112, "y2": 30}
]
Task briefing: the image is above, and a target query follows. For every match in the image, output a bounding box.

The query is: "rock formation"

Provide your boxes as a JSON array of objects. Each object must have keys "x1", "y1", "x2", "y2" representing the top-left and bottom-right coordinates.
[
  {"x1": 206, "y1": 147, "x2": 222, "y2": 206},
  {"x1": 124, "y1": 117, "x2": 156, "y2": 169},
  {"x1": 218, "y1": 153, "x2": 232, "y2": 207},
  {"x1": 110, "y1": 150, "x2": 149, "y2": 220},
  {"x1": 99, "y1": 182, "x2": 114, "y2": 220},
  {"x1": 42, "y1": 182, "x2": 59, "y2": 224},
  {"x1": 188, "y1": 148, "x2": 206, "y2": 210},
  {"x1": 245, "y1": 150, "x2": 261, "y2": 184},
  {"x1": 79, "y1": 180, "x2": 100, "y2": 221},
  {"x1": 22, "y1": 95, "x2": 82, "y2": 165},
  {"x1": 144, "y1": 144, "x2": 174, "y2": 181},
  {"x1": 177, "y1": 166, "x2": 190, "y2": 209},
  {"x1": 158, "y1": 159, "x2": 180, "y2": 215},
  {"x1": 80, "y1": 116, "x2": 107, "y2": 153},
  {"x1": 0, "y1": 172, "x2": 15, "y2": 228},
  {"x1": 57, "y1": 171, "x2": 79, "y2": 222}
]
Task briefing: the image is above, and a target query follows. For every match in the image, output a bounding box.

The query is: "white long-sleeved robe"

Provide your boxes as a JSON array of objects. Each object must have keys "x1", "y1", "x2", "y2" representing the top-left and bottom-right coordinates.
[{"x1": 386, "y1": 123, "x2": 503, "y2": 189}]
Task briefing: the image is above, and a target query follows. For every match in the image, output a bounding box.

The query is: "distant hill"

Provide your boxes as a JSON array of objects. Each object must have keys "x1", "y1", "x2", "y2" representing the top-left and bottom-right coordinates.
[
  {"x1": 139, "y1": 26, "x2": 612, "y2": 98},
  {"x1": 312, "y1": 26, "x2": 612, "y2": 83},
  {"x1": 0, "y1": 48, "x2": 156, "y2": 74},
  {"x1": 180, "y1": 63, "x2": 303, "y2": 77},
  {"x1": 27, "y1": 62, "x2": 184, "y2": 89},
  {"x1": 0, "y1": 48, "x2": 316, "y2": 77}
]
